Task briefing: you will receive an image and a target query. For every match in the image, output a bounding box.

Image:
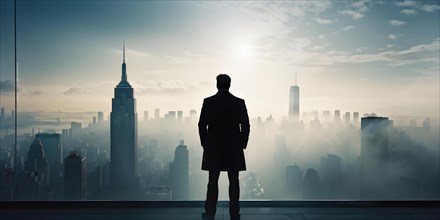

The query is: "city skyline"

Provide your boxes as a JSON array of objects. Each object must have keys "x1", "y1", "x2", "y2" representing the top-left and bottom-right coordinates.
[
  {"x1": 0, "y1": 0, "x2": 439, "y2": 119},
  {"x1": 0, "y1": 0, "x2": 439, "y2": 205}
]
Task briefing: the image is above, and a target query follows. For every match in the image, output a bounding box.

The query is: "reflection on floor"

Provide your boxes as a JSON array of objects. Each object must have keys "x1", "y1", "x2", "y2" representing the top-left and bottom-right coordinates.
[{"x1": 0, "y1": 201, "x2": 439, "y2": 220}]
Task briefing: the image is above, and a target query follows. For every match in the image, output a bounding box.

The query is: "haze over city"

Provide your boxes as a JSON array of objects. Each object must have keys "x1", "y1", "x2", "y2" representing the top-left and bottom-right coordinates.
[{"x1": 0, "y1": 0, "x2": 438, "y2": 121}]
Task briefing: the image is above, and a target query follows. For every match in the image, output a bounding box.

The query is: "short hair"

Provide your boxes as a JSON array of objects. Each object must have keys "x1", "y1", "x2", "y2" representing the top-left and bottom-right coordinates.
[{"x1": 216, "y1": 74, "x2": 231, "y2": 90}]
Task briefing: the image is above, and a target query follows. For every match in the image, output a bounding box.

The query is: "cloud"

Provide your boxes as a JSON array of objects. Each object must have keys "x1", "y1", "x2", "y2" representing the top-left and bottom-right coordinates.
[
  {"x1": 400, "y1": 9, "x2": 417, "y2": 15},
  {"x1": 63, "y1": 87, "x2": 83, "y2": 96},
  {"x1": 395, "y1": 1, "x2": 439, "y2": 13},
  {"x1": 1, "y1": 81, "x2": 42, "y2": 97},
  {"x1": 389, "y1": 19, "x2": 406, "y2": 26},
  {"x1": 261, "y1": 36, "x2": 439, "y2": 67},
  {"x1": 335, "y1": 38, "x2": 440, "y2": 66},
  {"x1": 355, "y1": 47, "x2": 368, "y2": 52},
  {"x1": 342, "y1": 25, "x2": 355, "y2": 31},
  {"x1": 338, "y1": 0, "x2": 378, "y2": 20},
  {"x1": 164, "y1": 51, "x2": 208, "y2": 64},
  {"x1": 134, "y1": 80, "x2": 212, "y2": 95},
  {"x1": 395, "y1": 0, "x2": 417, "y2": 7},
  {"x1": 420, "y1": 4, "x2": 440, "y2": 12},
  {"x1": 339, "y1": 9, "x2": 364, "y2": 19},
  {"x1": 25, "y1": 91, "x2": 43, "y2": 97},
  {"x1": 350, "y1": 0, "x2": 370, "y2": 12},
  {"x1": 388, "y1": 34, "x2": 397, "y2": 40},
  {"x1": 0, "y1": 80, "x2": 15, "y2": 94},
  {"x1": 313, "y1": 17, "x2": 336, "y2": 24}
]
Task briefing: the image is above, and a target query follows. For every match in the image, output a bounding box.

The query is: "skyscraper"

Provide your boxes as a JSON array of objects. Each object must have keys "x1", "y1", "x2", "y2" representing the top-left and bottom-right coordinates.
[
  {"x1": 144, "y1": 111, "x2": 149, "y2": 122},
  {"x1": 169, "y1": 140, "x2": 189, "y2": 200},
  {"x1": 64, "y1": 152, "x2": 87, "y2": 200},
  {"x1": 70, "y1": 122, "x2": 82, "y2": 140},
  {"x1": 288, "y1": 74, "x2": 300, "y2": 123},
  {"x1": 177, "y1": 110, "x2": 183, "y2": 121},
  {"x1": 110, "y1": 43, "x2": 138, "y2": 198},
  {"x1": 154, "y1": 108, "x2": 160, "y2": 120},
  {"x1": 286, "y1": 165, "x2": 303, "y2": 198},
  {"x1": 353, "y1": 112, "x2": 360, "y2": 127},
  {"x1": 97, "y1": 111, "x2": 104, "y2": 125},
  {"x1": 34, "y1": 133, "x2": 62, "y2": 166},
  {"x1": 24, "y1": 139, "x2": 49, "y2": 184},
  {"x1": 360, "y1": 116, "x2": 389, "y2": 199},
  {"x1": 303, "y1": 169, "x2": 320, "y2": 199},
  {"x1": 321, "y1": 154, "x2": 342, "y2": 198},
  {"x1": 190, "y1": 109, "x2": 197, "y2": 122}
]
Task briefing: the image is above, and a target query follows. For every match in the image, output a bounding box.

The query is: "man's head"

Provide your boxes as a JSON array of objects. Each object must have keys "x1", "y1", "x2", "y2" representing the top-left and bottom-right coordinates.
[{"x1": 216, "y1": 74, "x2": 231, "y2": 90}]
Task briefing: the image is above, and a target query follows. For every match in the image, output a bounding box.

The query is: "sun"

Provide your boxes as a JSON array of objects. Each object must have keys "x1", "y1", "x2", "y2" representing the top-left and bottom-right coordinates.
[{"x1": 234, "y1": 43, "x2": 254, "y2": 60}]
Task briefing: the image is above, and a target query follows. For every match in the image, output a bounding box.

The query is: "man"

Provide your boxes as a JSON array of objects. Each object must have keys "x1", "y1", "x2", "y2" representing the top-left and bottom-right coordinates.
[{"x1": 198, "y1": 74, "x2": 250, "y2": 220}]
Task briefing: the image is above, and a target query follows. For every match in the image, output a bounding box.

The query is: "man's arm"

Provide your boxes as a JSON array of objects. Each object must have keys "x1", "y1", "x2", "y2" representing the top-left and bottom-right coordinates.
[
  {"x1": 239, "y1": 99, "x2": 250, "y2": 149},
  {"x1": 198, "y1": 99, "x2": 208, "y2": 148}
]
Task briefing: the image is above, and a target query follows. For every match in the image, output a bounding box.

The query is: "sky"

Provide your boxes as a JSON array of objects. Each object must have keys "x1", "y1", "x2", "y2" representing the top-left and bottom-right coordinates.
[{"x1": 0, "y1": 0, "x2": 439, "y2": 120}]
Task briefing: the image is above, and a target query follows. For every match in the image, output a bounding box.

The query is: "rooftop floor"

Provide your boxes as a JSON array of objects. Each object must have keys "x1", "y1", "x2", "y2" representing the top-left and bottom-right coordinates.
[{"x1": 1, "y1": 201, "x2": 439, "y2": 220}]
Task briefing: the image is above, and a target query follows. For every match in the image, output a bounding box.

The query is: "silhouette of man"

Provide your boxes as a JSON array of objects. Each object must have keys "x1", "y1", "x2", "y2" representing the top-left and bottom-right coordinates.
[{"x1": 198, "y1": 74, "x2": 250, "y2": 220}]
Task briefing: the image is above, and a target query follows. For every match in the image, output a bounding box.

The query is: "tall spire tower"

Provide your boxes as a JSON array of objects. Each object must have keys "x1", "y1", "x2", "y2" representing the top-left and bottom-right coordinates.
[
  {"x1": 122, "y1": 41, "x2": 127, "y2": 82},
  {"x1": 110, "y1": 42, "x2": 138, "y2": 199},
  {"x1": 289, "y1": 73, "x2": 300, "y2": 123}
]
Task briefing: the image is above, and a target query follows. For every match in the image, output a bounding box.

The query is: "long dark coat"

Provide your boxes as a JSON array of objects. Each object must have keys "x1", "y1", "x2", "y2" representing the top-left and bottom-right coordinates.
[{"x1": 198, "y1": 90, "x2": 250, "y2": 171}]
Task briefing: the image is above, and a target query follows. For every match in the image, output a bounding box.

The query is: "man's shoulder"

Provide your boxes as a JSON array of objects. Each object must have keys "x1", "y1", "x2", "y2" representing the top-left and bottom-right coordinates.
[
  {"x1": 204, "y1": 92, "x2": 245, "y2": 103},
  {"x1": 203, "y1": 95, "x2": 216, "y2": 103},
  {"x1": 230, "y1": 93, "x2": 245, "y2": 103}
]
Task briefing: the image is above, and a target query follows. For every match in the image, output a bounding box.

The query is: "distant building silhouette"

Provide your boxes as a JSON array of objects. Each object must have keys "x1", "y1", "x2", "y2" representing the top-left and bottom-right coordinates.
[
  {"x1": 24, "y1": 139, "x2": 49, "y2": 185},
  {"x1": 288, "y1": 74, "x2": 300, "y2": 123},
  {"x1": 34, "y1": 133, "x2": 62, "y2": 166},
  {"x1": 190, "y1": 109, "x2": 197, "y2": 121},
  {"x1": 353, "y1": 112, "x2": 360, "y2": 127},
  {"x1": 110, "y1": 43, "x2": 138, "y2": 198},
  {"x1": 334, "y1": 110, "x2": 341, "y2": 123},
  {"x1": 422, "y1": 117, "x2": 431, "y2": 131},
  {"x1": 61, "y1": 129, "x2": 69, "y2": 149},
  {"x1": 360, "y1": 116, "x2": 390, "y2": 199},
  {"x1": 169, "y1": 140, "x2": 189, "y2": 200},
  {"x1": 344, "y1": 112, "x2": 351, "y2": 127},
  {"x1": 154, "y1": 108, "x2": 160, "y2": 120},
  {"x1": 321, "y1": 154, "x2": 342, "y2": 198},
  {"x1": 144, "y1": 111, "x2": 149, "y2": 122},
  {"x1": 97, "y1": 111, "x2": 104, "y2": 125},
  {"x1": 303, "y1": 168, "x2": 320, "y2": 199},
  {"x1": 177, "y1": 111, "x2": 183, "y2": 121},
  {"x1": 70, "y1": 122, "x2": 82, "y2": 140},
  {"x1": 64, "y1": 152, "x2": 87, "y2": 200},
  {"x1": 286, "y1": 165, "x2": 303, "y2": 198}
]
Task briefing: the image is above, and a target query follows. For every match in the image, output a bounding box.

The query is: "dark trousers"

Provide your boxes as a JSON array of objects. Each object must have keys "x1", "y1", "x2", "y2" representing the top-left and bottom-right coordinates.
[{"x1": 205, "y1": 171, "x2": 240, "y2": 217}]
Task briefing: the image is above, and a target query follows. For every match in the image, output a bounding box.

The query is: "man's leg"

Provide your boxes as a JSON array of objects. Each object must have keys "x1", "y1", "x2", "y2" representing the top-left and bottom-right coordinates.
[
  {"x1": 228, "y1": 171, "x2": 240, "y2": 218},
  {"x1": 205, "y1": 171, "x2": 220, "y2": 216}
]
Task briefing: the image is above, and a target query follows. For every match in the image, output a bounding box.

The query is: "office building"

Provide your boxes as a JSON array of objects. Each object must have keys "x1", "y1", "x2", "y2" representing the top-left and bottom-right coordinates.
[
  {"x1": 110, "y1": 43, "x2": 138, "y2": 198},
  {"x1": 64, "y1": 152, "x2": 87, "y2": 200},
  {"x1": 288, "y1": 74, "x2": 300, "y2": 123},
  {"x1": 360, "y1": 116, "x2": 390, "y2": 199},
  {"x1": 169, "y1": 140, "x2": 189, "y2": 200}
]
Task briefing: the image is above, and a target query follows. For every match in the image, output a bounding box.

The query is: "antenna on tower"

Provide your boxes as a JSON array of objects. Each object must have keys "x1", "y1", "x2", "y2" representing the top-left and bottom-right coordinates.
[{"x1": 123, "y1": 41, "x2": 125, "y2": 63}]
